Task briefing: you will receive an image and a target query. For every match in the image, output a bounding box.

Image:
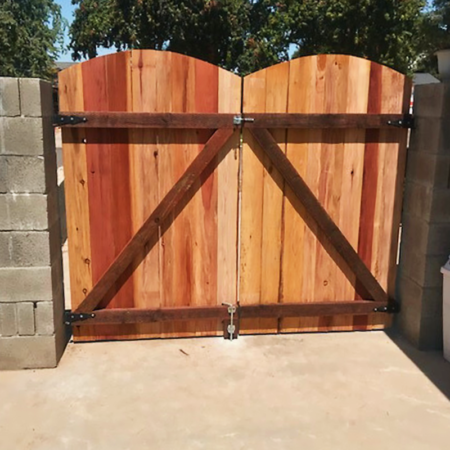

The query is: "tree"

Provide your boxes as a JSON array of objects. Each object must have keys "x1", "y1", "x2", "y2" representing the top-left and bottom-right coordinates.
[
  {"x1": 417, "y1": 0, "x2": 450, "y2": 73},
  {"x1": 0, "y1": 0, "x2": 65, "y2": 79},
  {"x1": 289, "y1": 0, "x2": 426, "y2": 75},
  {"x1": 69, "y1": 0, "x2": 289, "y2": 74},
  {"x1": 69, "y1": 0, "x2": 426, "y2": 75}
]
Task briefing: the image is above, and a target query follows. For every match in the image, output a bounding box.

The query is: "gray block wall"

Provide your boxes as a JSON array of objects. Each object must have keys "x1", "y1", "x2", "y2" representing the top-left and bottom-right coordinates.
[
  {"x1": 397, "y1": 83, "x2": 450, "y2": 349},
  {"x1": 0, "y1": 78, "x2": 66, "y2": 369}
]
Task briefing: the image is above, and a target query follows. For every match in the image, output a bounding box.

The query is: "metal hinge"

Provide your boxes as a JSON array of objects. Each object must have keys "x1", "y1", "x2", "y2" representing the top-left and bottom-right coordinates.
[
  {"x1": 53, "y1": 114, "x2": 87, "y2": 127},
  {"x1": 233, "y1": 115, "x2": 255, "y2": 126},
  {"x1": 373, "y1": 302, "x2": 399, "y2": 314},
  {"x1": 64, "y1": 311, "x2": 95, "y2": 325},
  {"x1": 387, "y1": 114, "x2": 414, "y2": 129}
]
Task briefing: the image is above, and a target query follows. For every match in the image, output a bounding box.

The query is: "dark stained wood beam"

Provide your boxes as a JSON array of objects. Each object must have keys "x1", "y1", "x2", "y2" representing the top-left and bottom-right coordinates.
[
  {"x1": 75, "y1": 127, "x2": 235, "y2": 314},
  {"x1": 249, "y1": 127, "x2": 389, "y2": 304},
  {"x1": 55, "y1": 112, "x2": 412, "y2": 129},
  {"x1": 69, "y1": 300, "x2": 391, "y2": 326}
]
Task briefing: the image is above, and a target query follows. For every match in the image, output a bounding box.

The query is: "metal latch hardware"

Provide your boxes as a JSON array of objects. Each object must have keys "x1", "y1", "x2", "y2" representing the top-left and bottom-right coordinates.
[
  {"x1": 387, "y1": 114, "x2": 414, "y2": 129},
  {"x1": 233, "y1": 115, "x2": 255, "y2": 126},
  {"x1": 64, "y1": 311, "x2": 95, "y2": 325},
  {"x1": 53, "y1": 115, "x2": 87, "y2": 127},
  {"x1": 222, "y1": 302, "x2": 237, "y2": 340}
]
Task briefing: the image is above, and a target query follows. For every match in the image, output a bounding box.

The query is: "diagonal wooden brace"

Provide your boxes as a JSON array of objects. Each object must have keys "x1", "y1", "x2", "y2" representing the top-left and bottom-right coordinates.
[
  {"x1": 249, "y1": 127, "x2": 389, "y2": 304},
  {"x1": 75, "y1": 128, "x2": 235, "y2": 313}
]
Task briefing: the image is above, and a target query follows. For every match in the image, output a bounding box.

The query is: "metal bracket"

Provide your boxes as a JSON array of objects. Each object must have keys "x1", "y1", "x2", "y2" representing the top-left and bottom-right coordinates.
[
  {"x1": 222, "y1": 302, "x2": 237, "y2": 340},
  {"x1": 233, "y1": 115, "x2": 255, "y2": 126},
  {"x1": 373, "y1": 302, "x2": 399, "y2": 314},
  {"x1": 387, "y1": 114, "x2": 414, "y2": 129},
  {"x1": 53, "y1": 114, "x2": 87, "y2": 127},
  {"x1": 64, "y1": 311, "x2": 95, "y2": 325}
]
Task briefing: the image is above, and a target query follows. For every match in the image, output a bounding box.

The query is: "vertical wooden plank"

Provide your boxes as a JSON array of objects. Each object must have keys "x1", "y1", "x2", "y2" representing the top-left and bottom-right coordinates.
[
  {"x1": 260, "y1": 62, "x2": 289, "y2": 334},
  {"x1": 281, "y1": 56, "x2": 323, "y2": 332},
  {"x1": 239, "y1": 70, "x2": 266, "y2": 333},
  {"x1": 129, "y1": 50, "x2": 163, "y2": 338},
  {"x1": 59, "y1": 64, "x2": 92, "y2": 315},
  {"x1": 217, "y1": 70, "x2": 240, "y2": 307}
]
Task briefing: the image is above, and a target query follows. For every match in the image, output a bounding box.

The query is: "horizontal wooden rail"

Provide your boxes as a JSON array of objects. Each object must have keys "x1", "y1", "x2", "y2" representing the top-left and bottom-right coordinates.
[
  {"x1": 69, "y1": 301, "x2": 392, "y2": 325},
  {"x1": 54, "y1": 112, "x2": 413, "y2": 129}
]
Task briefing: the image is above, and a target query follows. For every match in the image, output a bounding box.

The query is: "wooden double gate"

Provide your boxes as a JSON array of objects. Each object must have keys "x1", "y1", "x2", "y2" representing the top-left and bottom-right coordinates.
[{"x1": 58, "y1": 50, "x2": 411, "y2": 342}]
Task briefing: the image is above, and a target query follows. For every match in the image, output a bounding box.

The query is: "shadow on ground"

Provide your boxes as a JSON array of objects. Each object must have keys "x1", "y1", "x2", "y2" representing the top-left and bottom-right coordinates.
[{"x1": 387, "y1": 329, "x2": 450, "y2": 400}]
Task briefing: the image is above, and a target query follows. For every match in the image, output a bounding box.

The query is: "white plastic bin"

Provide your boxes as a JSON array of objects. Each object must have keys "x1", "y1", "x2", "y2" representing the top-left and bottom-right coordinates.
[{"x1": 441, "y1": 257, "x2": 450, "y2": 362}]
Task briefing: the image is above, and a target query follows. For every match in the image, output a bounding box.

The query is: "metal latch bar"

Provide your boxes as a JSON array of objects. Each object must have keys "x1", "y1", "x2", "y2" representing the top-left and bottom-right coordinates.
[{"x1": 233, "y1": 115, "x2": 255, "y2": 126}]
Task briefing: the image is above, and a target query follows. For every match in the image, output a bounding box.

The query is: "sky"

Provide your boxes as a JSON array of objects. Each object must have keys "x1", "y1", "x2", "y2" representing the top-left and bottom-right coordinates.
[{"x1": 55, "y1": 0, "x2": 115, "y2": 62}]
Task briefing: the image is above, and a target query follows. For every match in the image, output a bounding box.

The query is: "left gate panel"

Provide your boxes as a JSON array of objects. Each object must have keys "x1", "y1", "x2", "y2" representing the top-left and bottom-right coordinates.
[{"x1": 59, "y1": 51, "x2": 241, "y2": 341}]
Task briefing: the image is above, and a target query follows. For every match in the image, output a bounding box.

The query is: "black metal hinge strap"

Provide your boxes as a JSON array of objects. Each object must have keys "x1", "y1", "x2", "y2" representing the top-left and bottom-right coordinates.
[
  {"x1": 53, "y1": 115, "x2": 87, "y2": 127},
  {"x1": 64, "y1": 311, "x2": 95, "y2": 325},
  {"x1": 387, "y1": 114, "x2": 414, "y2": 129}
]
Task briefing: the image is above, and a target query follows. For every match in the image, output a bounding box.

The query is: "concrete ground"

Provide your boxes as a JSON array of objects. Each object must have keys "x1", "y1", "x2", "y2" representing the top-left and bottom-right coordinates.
[{"x1": 1, "y1": 332, "x2": 450, "y2": 450}]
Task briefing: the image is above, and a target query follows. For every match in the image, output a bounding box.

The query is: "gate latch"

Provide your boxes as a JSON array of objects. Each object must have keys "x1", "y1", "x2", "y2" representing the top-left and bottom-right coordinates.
[
  {"x1": 222, "y1": 302, "x2": 237, "y2": 340},
  {"x1": 64, "y1": 311, "x2": 95, "y2": 325},
  {"x1": 233, "y1": 115, "x2": 255, "y2": 126}
]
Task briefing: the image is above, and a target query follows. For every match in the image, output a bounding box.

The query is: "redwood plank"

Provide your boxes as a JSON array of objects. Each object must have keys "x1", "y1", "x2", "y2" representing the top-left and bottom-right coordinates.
[
  {"x1": 249, "y1": 127, "x2": 389, "y2": 304},
  {"x1": 75, "y1": 127, "x2": 234, "y2": 313}
]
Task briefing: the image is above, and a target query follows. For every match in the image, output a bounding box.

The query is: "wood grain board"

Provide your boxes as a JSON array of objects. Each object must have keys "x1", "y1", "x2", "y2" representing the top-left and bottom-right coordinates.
[
  {"x1": 59, "y1": 51, "x2": 410, "y2": 341},
  {"x1": 240, "y1": 55, "x2": 410, "y2": 333}
]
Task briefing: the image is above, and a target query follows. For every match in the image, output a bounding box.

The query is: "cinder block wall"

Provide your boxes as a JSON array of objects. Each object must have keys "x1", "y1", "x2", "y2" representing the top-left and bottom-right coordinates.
[
  {"x1": 397, "y1": 83, "x2": 450, "y2": 349},
  {"x1": 0, "y1": 78, "x2": 66, "y2": 369}
]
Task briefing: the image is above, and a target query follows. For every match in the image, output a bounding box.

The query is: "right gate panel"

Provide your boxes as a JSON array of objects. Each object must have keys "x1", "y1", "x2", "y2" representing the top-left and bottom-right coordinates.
[{"x1": 239, "y1": 55, "x2": 411, "y2": 333}]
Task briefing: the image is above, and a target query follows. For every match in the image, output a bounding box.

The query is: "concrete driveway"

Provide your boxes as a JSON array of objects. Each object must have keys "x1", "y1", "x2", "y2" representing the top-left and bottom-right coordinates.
[{"x1": 0, "y1": 331, "x2": 449, "y2": 450}]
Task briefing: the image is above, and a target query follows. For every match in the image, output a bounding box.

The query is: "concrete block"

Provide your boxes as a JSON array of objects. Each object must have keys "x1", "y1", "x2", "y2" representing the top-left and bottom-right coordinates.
[
  {"x1": 0, "y1": 158, "x2": 6, "y2": 193},
  {"x1": 0, "y1": 117, "x2": 44, "y2": 155},
  {"x1": 0, "y1": 303, "x2": 17, "y2": 336},
  {"x1": 402, "y1": 182, "x2": 433, "y2": 219},
  {"x1": 399, "y1": 243, "x2": 447, "y2": 287},
  {"x1": 0, "y1": 232, "x2": 53, "y2": 267},
  {"x1": 35, "y1": 301, "x2": 54, "y2": 335},
  {"x1": 19, "y1": 79, "x2": 54, "y2": 118},
  {"x1": 0, "y1": 335, "x2": 57, "y2": 369},
  {"x1": 401, "y1": 214, "x2": 430, "y2": 255},
  {"x1": 17, "y1": 302, "x2": 35, "y2": 335},
  {"x1": 430, "y1": 188, "x2": 450, "y2": 223},
  {"x1": 0, "y1": 155, "x2": 46, "y2": 193},
  {"x1": 10, "y1": 232, "x2": 51, "y2": 267},
  {"x1": 419, "y1": 315, "x2": 443, "y2": 350},
  {"x1": 0, "y1": 267, "x2": 52, "y2": 302},
  {"x1": 413, "y1": 84, "x2": 445, "y2": 118},
  {"x1": 0, "y1": 78, "x2": 20, "y2": 117},
  {"x1": 427, "y1": 223, "x2": 450, "y2": 255},
  {"x1": 409, "y1": 117, "x2": 450, "y2": 155},
  {"x1": 396, "y1": 274, "x2": 423, "y2": 347},
  {"x1": 405, "y1": 151, "x2": 450, "y2": 187},
  {"x1": 0, "y1": 193, "x2": 50, "y2": 231},
  {"x1": 0, "y1": 232, "x2": 11, "y2": 267}
]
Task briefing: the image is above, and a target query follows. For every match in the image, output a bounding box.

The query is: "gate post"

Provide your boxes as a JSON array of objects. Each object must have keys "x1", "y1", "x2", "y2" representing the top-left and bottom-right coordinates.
[
  {"x1": 397, "y1": 83, "x2": 450, "y2": 349},
  {"x1": 0, "y1": 78, "x2": 66, "y2": 369}
]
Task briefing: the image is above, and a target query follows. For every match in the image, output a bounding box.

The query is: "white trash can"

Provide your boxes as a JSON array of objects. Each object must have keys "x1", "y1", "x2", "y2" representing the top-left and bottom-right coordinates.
[{"x1": 441, "y1": 257, "x2": 450, "y2": 362}]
